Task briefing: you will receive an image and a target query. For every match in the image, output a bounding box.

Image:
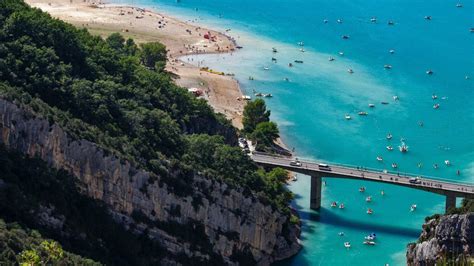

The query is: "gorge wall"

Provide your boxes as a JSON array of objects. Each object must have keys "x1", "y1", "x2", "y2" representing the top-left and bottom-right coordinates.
[{"x1": 0, "y1": 98, "x2": 300, "y2": 265}]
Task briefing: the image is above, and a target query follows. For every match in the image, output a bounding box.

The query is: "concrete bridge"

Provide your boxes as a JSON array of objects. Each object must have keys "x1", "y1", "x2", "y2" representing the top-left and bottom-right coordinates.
[{"x1": 251, "y1": 153, "x2": 474, "y2": 213}]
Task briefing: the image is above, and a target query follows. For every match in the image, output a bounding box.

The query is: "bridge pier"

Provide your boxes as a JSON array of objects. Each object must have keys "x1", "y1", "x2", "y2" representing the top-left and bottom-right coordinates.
[
  {"x1": 445, "y1": 194, "x2": 456, "y2": 213},
  {"x1": 310, "y1": 175, "x2": 322, "y2": 210}
]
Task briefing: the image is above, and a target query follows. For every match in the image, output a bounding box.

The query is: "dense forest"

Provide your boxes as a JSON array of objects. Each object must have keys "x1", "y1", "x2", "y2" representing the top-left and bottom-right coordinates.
[{"x1": 0, "y1": 0, "x2": 295, "y2": 264}]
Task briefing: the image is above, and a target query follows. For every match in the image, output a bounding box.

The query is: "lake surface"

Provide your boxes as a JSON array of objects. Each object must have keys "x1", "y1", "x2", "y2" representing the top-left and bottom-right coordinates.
[{"x1": 115, "y1": 0, "x2": 473, "y2": 264}]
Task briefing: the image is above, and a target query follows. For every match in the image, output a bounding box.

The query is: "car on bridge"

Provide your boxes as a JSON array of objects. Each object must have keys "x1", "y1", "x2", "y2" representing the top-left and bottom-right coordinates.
[
  {"x1": 290, "y1": 160, "x2": 302, "y2": 167},
  {"x1": 318, "y1": 163, "x2": 331, "y2": 171},
  {"x1": 409, "y1": 177, "x2": 422, "y2": 184}
]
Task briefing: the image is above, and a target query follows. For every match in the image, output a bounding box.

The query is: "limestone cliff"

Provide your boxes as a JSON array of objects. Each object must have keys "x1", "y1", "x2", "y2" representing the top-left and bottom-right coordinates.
[
  {"x1": 0, "y1": 98, "x2": 300, "y2": 265},
  {"x1": 406, "y1": 213, "x2": 473, "y2": 265}
]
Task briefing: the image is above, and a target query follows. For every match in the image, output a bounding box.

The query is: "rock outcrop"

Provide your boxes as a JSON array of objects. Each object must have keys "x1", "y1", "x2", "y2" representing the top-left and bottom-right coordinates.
[
  {"x1": 0, "y1": 98, "x2": 300, "y2": 265},
  {"x1": 406, "y1": 213, "x2": 473, "y2": 265}
]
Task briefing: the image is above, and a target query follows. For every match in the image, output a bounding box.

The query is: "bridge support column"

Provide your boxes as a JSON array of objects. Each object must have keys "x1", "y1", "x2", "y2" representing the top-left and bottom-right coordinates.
[
  {"x1": 310, "y1": 175, "x2": 322, "y2": 210},
  {"x1": 445, "y1": 194, "x2": 456, "y2": 213}
]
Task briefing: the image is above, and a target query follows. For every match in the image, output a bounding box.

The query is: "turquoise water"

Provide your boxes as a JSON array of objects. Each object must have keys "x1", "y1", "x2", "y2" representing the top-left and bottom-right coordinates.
[{"x1": 115, "y1": 0, "x2": 473, "y2": 264}]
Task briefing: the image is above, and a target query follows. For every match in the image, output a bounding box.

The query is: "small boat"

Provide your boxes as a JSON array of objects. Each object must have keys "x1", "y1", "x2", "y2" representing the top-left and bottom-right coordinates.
[
  {"x1": 399, "y1": 142, "x2": 409, "y2": 153},
  {"x1": 433, "y1": 103, "x2": 440, "y2": 109},
  {"x1": 345, "y1": 114, "x2": 352, "y2": 120},
  {"x1": 292, "y1": 175, "x2": 297, "y2": 181},
  {"x1": 391, "y1": 163, "x2": 398, "y2": 169},
  {"x1": 364, "y1": 241, "x2": 376, "y2": 245},
  {"x1": 272, "y1": 47, "x2": 278, "y2": 53},
  {"x1": 339, "y1": 51, "x2": 345, "y2": 56},
  {"x1": 433, "y1": 163, "x2": 438, "y2": 169},
  {"x1": 393, "y1": 95, "x2": 399, "y2": 101},
  {"x1": 370, "y1": 17, "x2": 377, "y2": 23},
  {"x1": 426, "y1": 69, "x2": 434, "y2": 75},
  {"x1": 366, "y1": 196, "x2": 372, "y2": 202},
  {"x1": 358, "y1": 111, "x2": 368, "y2": 116},
  {"x1": 366, "y1": 208, "x2": 373, "y2": 215},
  {"x1": 284, "y1": 77, "x2": 289, "y2": 81},
  {"x1": 381, "y1": 190, "x2": 385, "y2": 196},
  {"x1": 348, "y1": 69, "x2": 354, "y2": 74},
  {"x1": 339, "y1": 203, "x2": 345, "y2": 209},
  {"x1": 288, "y1": 63, "x2": 293, "y2": 67},
  {"x1": 410, "y1": 204, "x2": 417, "y2": 212},
  {"x1": 331, "y1": 201, "x2": 338, "y2": 208},
  {"x1": 388, "y1": 20, "x2": 395, "y2": 25},
  {"x1": 255, "y1": 92, "x2": 263, "y2": 97},
  {"x1": 294, "y1": 60, "x2": 304, "y2": 63},
  {"x1": 386, "y1": 145, "x2": 394, "y2": 151},
  {"x1": 384, "y1": 65, "x2": 392, "y2": 69},
  {"x1": 389, "y1": 49, "x2": 395, "y2": 54},
  {"x1": 338, "y1": 232, "x2": 345, "y2": 236},
  {"x1": 432, "y1": 94, "x2": 438, "y2": 99},
  {"x1": 323, "y1": 19, "x2": 329, "y2": 23},
  {"x1": 263, "y1": 66, "x2": 270, "y2": 70},
  {"x1": 376, "y1": 156, "x2": 383, "y2": 162},
  {"x1": 249, "y1": 76, "x2": 255, "y2": 80},
  {"x1": 271, "y1": 57, "x2": 277, "y2": 62},
  {"x1": 470, "y1": 28, "x2": 474, "y2": 33},
  {"x1": 359, "y1": 187, "x2": 366, "y2": 192},
  {"x1": 445, "y1": 160, "x2": 451, "y2": 166},
  {"x1": 342, "y1": 35, "x2": 350, "y2": 39},
  {"x1": 365, "y1": 233, "x2": 376, "y2": 240},
  {"x1": 329, "y1": 57, "x2": 335, "y2": 61},
  {"x1": 456, "y1": 3, "x2": 463, "y2": 7},
  {"x1": 424, "y1": 16, "x2": 432, "y2": 20},
  {"x1": 263, "y1": 93, "x2": 273, "y2": 98},
  {"x1": 300, "y1": 48, "x2": 305, "y2": 52},
  {"x1": 337, "y1": 19, "x2": 343, "y2": 24},
  {"x1": 344, "y1": 242, "x2": 351, "y2": 248},
  {"x1": 386, "y1": 133, "x2": 393, "y2": 140},
  {"x1": 368, "y1": 103, "x2": 375, "y2": 108},
  {"x1": 297, "y1": 41, "x2": 304, "y2": 46},
  {"x1": 381, "y1": 101, "x2": 389, "y2": 105}
]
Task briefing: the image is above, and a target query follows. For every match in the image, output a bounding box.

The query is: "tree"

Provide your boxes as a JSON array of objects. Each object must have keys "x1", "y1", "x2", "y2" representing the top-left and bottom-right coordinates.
[
  {"x1": 250, "y1": 121, "x2": 279, "y2": 150},
  {"x1": 106, "y1": 32, "x2": 125, "y2": 51},
  {"x1": 242, "y1": 99, "x2": 270, "y2": 133},
  {"x1": 139, "y1": 42, "x2": 167, "y2": 71}
]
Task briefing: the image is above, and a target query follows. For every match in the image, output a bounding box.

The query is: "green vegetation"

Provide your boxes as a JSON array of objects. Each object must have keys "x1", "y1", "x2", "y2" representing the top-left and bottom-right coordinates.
[
  {"x1": 242, "y1": 99, "x2": 280, "y2": 151},
  {"x1": 0, "y1": 0, "x2": 296, "y2": 264}
]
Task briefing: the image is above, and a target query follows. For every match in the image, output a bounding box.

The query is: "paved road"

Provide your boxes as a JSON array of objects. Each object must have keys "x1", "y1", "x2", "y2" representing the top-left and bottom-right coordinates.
[{"x1": 251, "y1": 153, "x2": 474, "y2": 198}]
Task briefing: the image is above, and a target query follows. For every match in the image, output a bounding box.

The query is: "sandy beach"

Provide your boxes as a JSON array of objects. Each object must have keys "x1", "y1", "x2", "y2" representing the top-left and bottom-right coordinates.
[{"x1": 25, "y1": 0, "x2": 245, "y2": 128}]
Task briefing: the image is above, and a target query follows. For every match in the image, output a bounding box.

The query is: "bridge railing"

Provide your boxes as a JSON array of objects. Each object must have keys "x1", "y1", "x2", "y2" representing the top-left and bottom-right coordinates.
[{"x1": 251, "y1": 152, "x2": 474, "y2": 187}]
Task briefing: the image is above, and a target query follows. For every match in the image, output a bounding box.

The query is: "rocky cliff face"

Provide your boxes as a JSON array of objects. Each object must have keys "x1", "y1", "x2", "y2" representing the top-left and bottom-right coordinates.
[
  {"x1": 406, "y1": 213, "x2": 473, "y2": 265},
  {"x1": 0, "y1": 98, "x2": 300, "y2": 265}
]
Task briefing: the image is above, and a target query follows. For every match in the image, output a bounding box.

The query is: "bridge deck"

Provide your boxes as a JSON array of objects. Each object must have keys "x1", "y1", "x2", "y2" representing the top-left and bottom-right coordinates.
[{"x1": 251, "y1": 153, "x2": 474, "y2": 198}]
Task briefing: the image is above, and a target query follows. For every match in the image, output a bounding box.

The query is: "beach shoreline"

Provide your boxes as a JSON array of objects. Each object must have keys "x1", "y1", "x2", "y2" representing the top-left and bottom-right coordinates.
[{"x1": 25, "y1": 0, "x2": 246, "y2": 128}]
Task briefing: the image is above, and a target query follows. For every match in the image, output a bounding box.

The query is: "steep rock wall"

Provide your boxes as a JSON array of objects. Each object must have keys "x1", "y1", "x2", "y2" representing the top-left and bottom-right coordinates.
[{"x1": 0, "y1": 98, "x2": 300, "y2": 265}]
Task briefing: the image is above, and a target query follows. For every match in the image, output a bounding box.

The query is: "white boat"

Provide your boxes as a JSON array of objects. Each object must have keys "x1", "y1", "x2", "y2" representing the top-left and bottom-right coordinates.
[
  {"x1": 370, "y1": 17, "x2": 377, "y2": 23},
  {"x1": 393, "y1": 95, "x2": 399, "y2": 101},
  {"x1": 381, "y1": 190, "x2": 385, "y2": 196},
  {"x1": 399, "y1": 142, "x2": 409, "y2": 153},
  {"x1": 348, "y1": 69, "x2": 354, "y2": 74},
  {"x1": 263, "y1": 93, "x2": 272, "y2": 98},
  {"x1": 424, "y1": 16, "x2": 432, "y2": 20},
  {"x1": 426, "y1": 69, "x2": 434, "y2": 75},
  {"x1": 387, "y1": 145, "x2": 394, "y2": 151},
  {"x1": 433, "y1": 103, "x2": 440, "y2": 109},
  {"x1": 338, "y1": 232, "x2": 345, "y2": 236},
  {"x1": 386, "y1": 133, "x2": 393, "y2": 140},
  {"x1": 331, "y1": 201, "x2": 338, "y2": 208},
  {"x1": 445, "y1": 160, "x2": 451, "y2": 166},
  {"x1": 410, "y1": 204, "x2": 417, "y2": 212},
  {"x1": 376, "y1": 156, "x2": 383, "y2": 162},
  {"x1": 364, "y1": 240, "x2": 376, "y2": 245},
  {"x1": 339, "y1": 203, "x2": 345, "y2": 209},
  {"x1": 337, "y1": 19, "x2": 343, "y2": 24},
  {"x1": 391, "y1": 163, "x2": 398, "y2": 169},
  {"x1": 298, "y1": 41, "x2": 304, "y2": 46},
  {"x1": 342, "y1": 35, "x2": 350, "y2": 39},
  {"x1": 388, "y1": 20, "x2": 395, "y2": 25},
  {"x1": 384, "y1": 65, "x2": 392, "y2": 69},
  {"x1": 345, "y1": 114, "x2": 352, "y2": 120},
  {"x1": 358, "y1": 111, "x2": 368, "y2": 116},
  {"x1": 300, "y1": 48, "x2": 305, "y2": 52},
  {"x1": 366, "y1": 196, "x2": 372, "y2": 202},
  {"x1": 368, "y1": 103, "x2": 375, "y2": 108},
  {"x1": 263, "y1": 66, "x2": 270, "y2": 70},
  {"x1": 284, "y1": 77, "x2": 289, "y2": 81},
  {"x1": 329, "y1": 57, "x2": 335, "y2": 61},
  {"x1": 339, "y1": 51, "x2": 345, "y2": 56},
  {"x1": 366, "y1": 208, "x2": 373, "y2": 215},
  {"x1": 359, "y1": 187, "x2": 366, "y2": 192},
  {"x1": 456, "y1": 3, "x2": 463, "y2": 7},
  {"x1": 365, "y1": 234, "x2": 376, "y2": 240},
  {"x1": 323, "y1": 19, "x2": 329, "y2": 23},
  {"x1": 344, "y1": 242, "x2": 351, "y2": 248},
  {"x1": 432, "y1": 94, "x2": 438, "y2": 99},
  {"x1": 389, "y1": 49, "x2": 395, "y2": 54}
]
